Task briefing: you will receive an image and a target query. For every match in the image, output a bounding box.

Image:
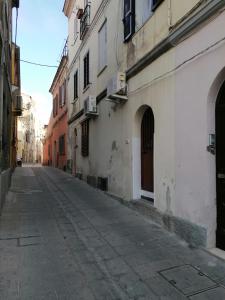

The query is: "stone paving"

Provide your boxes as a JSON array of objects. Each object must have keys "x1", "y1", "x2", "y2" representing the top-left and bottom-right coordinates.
[{"x1": 0, "y1": 166, "x2": 225, "y2": 299}]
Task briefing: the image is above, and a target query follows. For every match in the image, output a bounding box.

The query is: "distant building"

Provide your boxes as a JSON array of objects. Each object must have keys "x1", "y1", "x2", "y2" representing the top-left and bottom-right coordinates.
[
  {"x1": 0, "y1": 0, "x2": 22, "y2": 209},
  {"x1": 17, "y1": 93, "x2": 44, "y2": 164},
  {"x1": 43, "y1": 42, "x2": 68, "y2": 171}
]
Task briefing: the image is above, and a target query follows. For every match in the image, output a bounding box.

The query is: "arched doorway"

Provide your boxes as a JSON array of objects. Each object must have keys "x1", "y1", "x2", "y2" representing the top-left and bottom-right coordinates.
[
  {"x1": 216, "y1": 80, "x2": 225, "y2": 250},
  {"x1": 141, "y1": 107, "x2": 154, "y2": 200}
]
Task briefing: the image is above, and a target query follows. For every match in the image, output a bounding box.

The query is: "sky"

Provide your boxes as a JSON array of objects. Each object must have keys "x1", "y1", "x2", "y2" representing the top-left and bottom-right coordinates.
[{"x1": 14, "y1": 0, "x2": 67, "y2": 125}]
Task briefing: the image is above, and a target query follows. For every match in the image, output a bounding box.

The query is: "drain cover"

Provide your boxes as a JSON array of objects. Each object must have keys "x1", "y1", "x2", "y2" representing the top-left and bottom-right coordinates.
[
  {"x1": 159, "y1": 265, "x2": 217, "y2": 296},
  {"x1": 189, "y1": 287, "x2": 225, "y2": 299}
]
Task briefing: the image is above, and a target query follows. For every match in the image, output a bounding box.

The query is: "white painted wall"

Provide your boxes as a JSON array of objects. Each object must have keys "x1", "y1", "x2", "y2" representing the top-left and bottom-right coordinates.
[
  {"x1": 65, "y1": 0, "x2": 225, "y2": 247},
  {"x1": 173, "y1": 11, "x2": 225, "y2": 247}
]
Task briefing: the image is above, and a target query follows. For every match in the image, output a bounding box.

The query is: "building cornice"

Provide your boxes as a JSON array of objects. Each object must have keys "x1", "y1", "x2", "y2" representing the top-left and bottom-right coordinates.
[{"x1": 126, "y1": 0, "x2": 225, "y2": 80}]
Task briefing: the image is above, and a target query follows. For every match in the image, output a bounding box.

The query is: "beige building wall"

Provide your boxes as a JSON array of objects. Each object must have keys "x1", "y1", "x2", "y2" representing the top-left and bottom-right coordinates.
[{"x1": 64, "y1": 0, "x2": 225, "y2": 248}]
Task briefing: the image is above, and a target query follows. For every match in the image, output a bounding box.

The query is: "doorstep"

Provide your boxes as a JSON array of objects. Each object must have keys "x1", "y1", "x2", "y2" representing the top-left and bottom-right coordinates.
[{"x1": 207, "y1": 248, "x2": 225, "y2": 262}]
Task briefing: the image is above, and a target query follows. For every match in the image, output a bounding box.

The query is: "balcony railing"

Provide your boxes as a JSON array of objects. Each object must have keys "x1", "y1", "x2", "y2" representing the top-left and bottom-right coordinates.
[
  {"x1": 80, "y1": 4, "x2": 90, "y2": 40},
  {"x1": 61, "y1": 39, "x2": 68, "y2": 59}
]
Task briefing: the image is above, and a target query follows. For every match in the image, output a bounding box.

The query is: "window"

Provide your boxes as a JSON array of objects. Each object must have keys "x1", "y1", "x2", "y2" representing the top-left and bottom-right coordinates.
[
  {"x1": 61, "y1": 80, "x2": 66, "y2": 107},
  {"x1": 98, "y1": 20, "x2": 107, "y2": 73},
  {"x1": 74, "y1": 70, "x2": 78, "y2": 99},
  {"x1": 136, "y1": 0, "x2": 152, "y2": 30},
  {"x1": 53, "y1": 95, "x2": 58, "y2": 117},
  {"x1": 25, "y1": 131, "x2": 30, "y2": 143},
  {"x1": 123, "y1": 0, "x2": 135, "y2": 41},
  {"x1": 59, "y1": 135, "x2": 65, "y2": 155},
  {"x1": 83, "y1": 52, "x2": 90, "y2": 89},
  {"x1": 81, "y1": 119, "x2": 89, "y2": 156},
  {"x1": 64, "y1": 80, "x2": 67, "y2": 105},
  {"x1": 53, "y1": 98, "x2": 55, "y2": 116},
  {"x1": 124, "y1": 0, "x2": 164, "y2": 41},
  {"x1": 59, "y1": 85, "x2": 62, "y2": 107}
]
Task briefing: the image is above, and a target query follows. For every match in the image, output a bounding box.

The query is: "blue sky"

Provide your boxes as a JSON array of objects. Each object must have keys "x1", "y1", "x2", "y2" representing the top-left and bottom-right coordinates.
[{"x1": 14, "y1": 0, "x2": 67, "y2": 124}]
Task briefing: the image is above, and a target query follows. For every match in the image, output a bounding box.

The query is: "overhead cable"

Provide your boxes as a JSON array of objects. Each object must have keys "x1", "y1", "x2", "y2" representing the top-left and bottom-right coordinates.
[{"x1": 20, "y1": 59, "x2": 58, "y2": 68}]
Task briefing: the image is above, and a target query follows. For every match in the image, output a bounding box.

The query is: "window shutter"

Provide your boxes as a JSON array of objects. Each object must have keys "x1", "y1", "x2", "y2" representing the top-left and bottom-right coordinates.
[
  {"x1": 98, "y1": 21, "x2": 107, "y2": 72},
  {"x1": 55, "y1": 95, "x2": 59, "y2": 115},
  {"x1": 87, "y1": 52, "x2": 89, "y2": 85},
  {"x1": 84, "y1": 56, "x2": 86, "y2": 88},
  {"x1": 53, "y1": 98, "x2": 55, "y2": 117},
  {"x1": 81, "y1": 120, "x2": 89, "y2": 156},
  {"x1": 63, "y1": 80, "x2": 66, "y2": 105},
  {"x1": 74, "y1": 71, "x2": 78, "y2": 99},
  {"x1": 123, "y1": 0, "x2": 135, "y2": 41},
  {"x1": 83, "y1": 52, "x2": 89, "y2": 89}
]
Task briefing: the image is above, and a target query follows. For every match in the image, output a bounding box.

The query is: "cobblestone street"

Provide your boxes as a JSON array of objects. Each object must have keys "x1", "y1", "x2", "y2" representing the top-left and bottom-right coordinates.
[{"x1": 1, "y1": 166, "x2": 225, "y2": 299}]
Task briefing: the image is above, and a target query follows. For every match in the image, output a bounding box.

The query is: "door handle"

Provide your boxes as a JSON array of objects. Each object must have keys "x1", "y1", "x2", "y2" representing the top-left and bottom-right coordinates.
[{"x1": 217, "y1": 173, "x2": 225, "y2": 179}]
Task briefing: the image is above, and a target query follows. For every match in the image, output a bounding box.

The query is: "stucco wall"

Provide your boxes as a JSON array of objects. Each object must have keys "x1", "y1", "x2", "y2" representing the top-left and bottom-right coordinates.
[
  {"x1": 127, "y1": 9, "x2": 225, "y2": 248},
  {"x1": 65, "y1": 0, "x2": 225, "y2": 247},
  {"x1": 173, "y1": 10, "x2": 225, "y2": 247}
]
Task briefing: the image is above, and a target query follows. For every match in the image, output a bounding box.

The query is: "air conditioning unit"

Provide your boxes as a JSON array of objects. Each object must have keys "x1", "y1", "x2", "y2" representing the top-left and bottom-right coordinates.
[
  {"x1": 84, "y1": 96, "x2": 98, "y2": 117},
  {"x1": 107, "y1": 72, "x2": 127, "y2": 103}
]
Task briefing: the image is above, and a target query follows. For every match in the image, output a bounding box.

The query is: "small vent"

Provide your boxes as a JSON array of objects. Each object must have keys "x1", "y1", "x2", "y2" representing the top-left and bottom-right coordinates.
[{"x1": 97, "y1": 177, "x2": 108, "y2": 191}]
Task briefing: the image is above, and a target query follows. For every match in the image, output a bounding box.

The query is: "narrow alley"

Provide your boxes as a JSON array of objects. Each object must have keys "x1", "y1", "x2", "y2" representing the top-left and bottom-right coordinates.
[{"x1": 0, "y1": 166, "x2": 225, "y2": 299}]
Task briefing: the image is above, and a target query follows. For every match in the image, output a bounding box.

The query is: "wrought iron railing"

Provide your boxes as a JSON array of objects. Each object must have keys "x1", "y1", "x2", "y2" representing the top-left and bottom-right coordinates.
[
  {"x1": 61, "y1": 39, "x2": 68, "y2": 59},
  {"x1": 80, "y1": 4, "x2": 90, "y2": 40}
]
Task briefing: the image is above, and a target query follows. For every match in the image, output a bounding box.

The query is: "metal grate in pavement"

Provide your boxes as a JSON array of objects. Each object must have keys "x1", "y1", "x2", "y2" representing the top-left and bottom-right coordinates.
[{"x1": 159, "y1": 264, "x2": 218, "y2": 296}]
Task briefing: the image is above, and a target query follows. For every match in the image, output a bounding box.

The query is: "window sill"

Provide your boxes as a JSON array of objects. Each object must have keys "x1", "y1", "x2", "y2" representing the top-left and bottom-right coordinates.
[
  {"x1": 97, "y1": 65, "x2": 107, "y2": 77},
  {"x1": 83, "y1": 84, "x2": 91, "y2": 94}
]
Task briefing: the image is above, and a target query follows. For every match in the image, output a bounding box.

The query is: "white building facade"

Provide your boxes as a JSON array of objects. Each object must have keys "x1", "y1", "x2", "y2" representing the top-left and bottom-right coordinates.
[{"x1": 64, "y1": 0, "x2": 225, "y2": 250}]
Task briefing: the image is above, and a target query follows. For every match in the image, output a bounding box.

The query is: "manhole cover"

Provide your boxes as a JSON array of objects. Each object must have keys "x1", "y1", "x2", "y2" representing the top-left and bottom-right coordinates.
[
  {"x1": 159, "y1": 265, "x2": 217, "y2": 296},
  {"x1": 188, "y1": 287, "x2": 225, "y2": 299}
]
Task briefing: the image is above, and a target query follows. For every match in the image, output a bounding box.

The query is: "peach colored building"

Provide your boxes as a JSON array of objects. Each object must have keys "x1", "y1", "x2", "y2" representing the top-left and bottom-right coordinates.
[{"x1": 43, "y1": 43, "x2": 68, "y2": 171}]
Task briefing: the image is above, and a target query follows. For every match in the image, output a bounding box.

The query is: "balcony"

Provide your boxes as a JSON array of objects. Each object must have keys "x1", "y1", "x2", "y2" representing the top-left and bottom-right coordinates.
[
  {"x1": 12, "y1": 95, "x2": 23, "y2": 116},
  {"x1": 11, "y1": 43, "x2": 21, "y2": 90},
  {"x1": 61, "y1": 39, "x2": 68, "y2": 59},
  {"x1": 80, "y1": 4, "x2": 90, "y2": 40}
]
